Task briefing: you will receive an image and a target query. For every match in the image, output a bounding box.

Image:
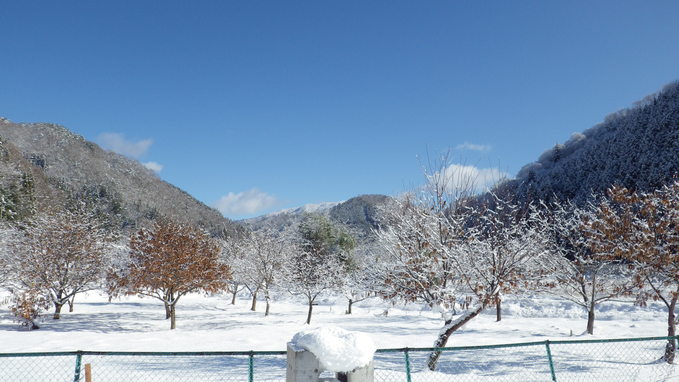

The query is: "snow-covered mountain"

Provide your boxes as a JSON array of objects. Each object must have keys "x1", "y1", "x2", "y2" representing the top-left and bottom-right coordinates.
[
  {"x1": 241, "y1": 201, "x2": 340, "y2": 233},
  {"x1": 2, "y1": 80, "x2": 675, "y2": 239},
  {"x1": 0, "y1": 117, "x2": 243, "y2": 237},
  {"x1": 243, "y1": 195, "x2": 393, "y2": 239},
  {"x1": 262, "y1": 201, "x2": 342, "y2": 218},
  {"x1": 498, "y1": 80, "x2": 679, "y2": 204}
]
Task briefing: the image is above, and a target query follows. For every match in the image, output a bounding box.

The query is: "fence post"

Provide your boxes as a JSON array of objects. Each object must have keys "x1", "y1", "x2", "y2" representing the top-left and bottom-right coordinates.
[
  {"x1": 73, "y1": 352, "x2": 83, "y2": 382},
  {"x1": 403, "y1": 348, "x2": 412, "y2": 382},
  {"x1": 84, "y1": 363, "x2": 92, "y2": 382},
  {"x1": 545, "y1": 341, "x2": 556, "y2": 381},
  {"x1": 249, "y1": 351, "x2": 254, "y2": 382}
]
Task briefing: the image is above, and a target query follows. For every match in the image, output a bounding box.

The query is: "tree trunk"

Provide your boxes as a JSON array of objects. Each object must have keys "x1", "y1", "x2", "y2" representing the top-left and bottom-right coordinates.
[
  {"x1": 496, "y1": 299, "x2": 501, "y2": 322},
  {"x1": 427, "y1": 305, "x2": 484, "y2": 371},
  {"x1": 586, "y1": 309, "x2": 595, "y2": 335},
  {"x1": 170, "y1": 304, "x2": 176, "y2": 330},
  {"x1": 231, "y1": 290, "x2": 238, "y2": 305},
  {"x1": 53, "y1": 302, "x2": 64, "y2": 320},
  {"x1": 68, "y1": 295, "x2": 75, "y2": 313},
  {"x1": 306, "y1": 301, "x2": 314, "y2": 325},
  {"x1": 164, "y1": 301, "x2": 171, "y2": 319},
  {"x1": 664, "y1": 296, "x2": 678, "y2": 363},
  {"x1": 346, "y1": 299, "x2": 353, "y2": 315},
  {"x1": 250, "y1": 292, "x2": 258, "y2": 312},
  {"x1": 264, "y1": 291, "x2": 271, "y2": 317}
]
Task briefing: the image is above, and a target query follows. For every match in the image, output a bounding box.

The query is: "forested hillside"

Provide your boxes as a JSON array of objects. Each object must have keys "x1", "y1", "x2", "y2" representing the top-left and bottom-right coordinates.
[
  {"x1": 0, "y1": 135, "x2": 58, "y2": 221},
  {"x1": 328, "y1": 194, "x2": 393, "y2": 239},
  {"x1": 0, "y1": 118, "x2": 242, "y2": 237},
  {"x1": 244, "y1": 195, "x2": 393, "y2": 242},
  {"x1": 503, "y1": 81, "x2": 679, "y2": 204},
  {"x1": 2, "y1": 80, "x2": 677, "y2": 239}
]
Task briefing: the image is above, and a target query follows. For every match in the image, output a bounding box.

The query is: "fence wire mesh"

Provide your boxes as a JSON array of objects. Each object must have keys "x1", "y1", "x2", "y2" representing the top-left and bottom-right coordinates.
[
  {"x1": 0, "y1": 353, "x2": 76, "y2": 382},
  {"x1": 0, "y1": 351, "x2": 288, "y2": 382},
  {"x1": 375, "y1": 336, "x2": 679, "y2": 382},
  {"x1": 0, "y1": 336, "x2": 677, "y2": 381}
]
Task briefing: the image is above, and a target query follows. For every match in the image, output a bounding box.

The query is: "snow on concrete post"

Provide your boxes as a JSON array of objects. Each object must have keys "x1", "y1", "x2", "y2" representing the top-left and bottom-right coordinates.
[
  {"x1": 287, "y1": 326, "x2": 376, "y2": 382},
  {"x1": 287, "y1": 343, "x2": 323, "y2": 382}
]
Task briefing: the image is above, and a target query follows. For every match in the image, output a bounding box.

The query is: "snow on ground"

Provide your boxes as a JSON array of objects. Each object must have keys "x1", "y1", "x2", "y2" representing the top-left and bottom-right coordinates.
[
  {"x1": 1, "y1": 293, "x2": 676, "y2": 381},
  {"x1": 0, "y1": 291, "x2": 670, "y2": 353}
]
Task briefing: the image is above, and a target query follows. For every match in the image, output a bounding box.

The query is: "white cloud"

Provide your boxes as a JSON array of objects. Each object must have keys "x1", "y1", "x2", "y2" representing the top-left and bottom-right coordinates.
[
  {"x1": 97, "y1": 133, "x2": 153, "y2": 158},
  {"x1": 455, "y1": 142, "x2": 492, "y2": 152},
  {"x1": 143, "y1": 161, "x2": 164, "y2": 173},
  {"x1": 434, "y1": 164, "x2": 509, "y2": 193},
  {"x1": 214, "y1": 188, "x2": 278, "y2": 216}
]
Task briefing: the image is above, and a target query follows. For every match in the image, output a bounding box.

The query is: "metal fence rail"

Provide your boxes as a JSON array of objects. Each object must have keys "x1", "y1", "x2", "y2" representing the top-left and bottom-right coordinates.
[{"x1": 1, "y1": 336, "x2": 677, "y2": 381}]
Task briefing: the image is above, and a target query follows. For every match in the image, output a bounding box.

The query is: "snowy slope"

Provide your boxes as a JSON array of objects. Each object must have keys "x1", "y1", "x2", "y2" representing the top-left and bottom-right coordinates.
[{"x1": 241, "y1": 201, "x2": 342, "y2": 232}]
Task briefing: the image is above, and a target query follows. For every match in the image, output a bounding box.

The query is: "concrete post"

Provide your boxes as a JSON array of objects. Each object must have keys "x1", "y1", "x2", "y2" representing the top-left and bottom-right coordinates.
[
  {"x1": 337, "y1": 361, "x2": 374, "y2": 382},
  {"x1": 287, "y1": 343, "x2": 322, "y2": 382},
  {"x1": 286, "y1": 343, "x2": 374, "y2": 382}
]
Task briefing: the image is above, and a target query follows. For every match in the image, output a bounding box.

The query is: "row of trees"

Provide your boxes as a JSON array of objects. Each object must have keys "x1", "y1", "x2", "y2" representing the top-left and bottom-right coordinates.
[
  {"x1": 0, "y1": 206, "x2": 359, "y2": 330},
  {"x1": 222, "y1": 165, "x2": 677, "y2": 368},
  {"x1": 225, "y1": 214, "x2": 358, "y2": 324},
  {"x1": 0, "y1": 209, "x2": 231, "y2": 330},
  {"x1": 0, "y1": 168, "x2": 675, "y2": 367},
  {"x1": 373, "y1": 158, "x2": 678, "y2": 369}
]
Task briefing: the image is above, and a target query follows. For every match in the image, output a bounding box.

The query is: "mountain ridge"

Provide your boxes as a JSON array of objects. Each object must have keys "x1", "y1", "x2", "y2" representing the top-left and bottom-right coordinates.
[
  {"x1": 0, "y1": 117, "x2": 243, "y2": 237},
  {"x1": 243, "y1": 194, "x2": 393, "y2": 240},
  {"x1": 2, "y1": 80, "x2": 676, "y2": 239},
  {"x1": 499, "y1": 80, "x2": 679, "y2": 204}
]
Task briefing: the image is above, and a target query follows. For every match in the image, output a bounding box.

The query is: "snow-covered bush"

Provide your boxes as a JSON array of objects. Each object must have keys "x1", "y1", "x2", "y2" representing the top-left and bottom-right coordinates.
[{"x1": 10, "y1": 288, "x2": 48, "y2": 330}]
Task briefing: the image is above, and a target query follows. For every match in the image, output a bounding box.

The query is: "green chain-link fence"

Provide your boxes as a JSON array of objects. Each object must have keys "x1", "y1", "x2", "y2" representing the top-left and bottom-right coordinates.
[
  {"x1": 375, "y1": 336, "x2": 679, "y2": 381},
  {"x1": 1, "y1": 336, "x2": 677, "y2": 381},
  {"x1": 0, "y1": 350, "x2": 287, "y2": 382}
]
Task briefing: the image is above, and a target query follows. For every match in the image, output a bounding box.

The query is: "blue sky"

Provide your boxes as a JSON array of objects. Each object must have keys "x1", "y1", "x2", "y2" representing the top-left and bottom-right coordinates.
[{"x1": 1, "y1": 1, "x2": 678, "y2": 219}]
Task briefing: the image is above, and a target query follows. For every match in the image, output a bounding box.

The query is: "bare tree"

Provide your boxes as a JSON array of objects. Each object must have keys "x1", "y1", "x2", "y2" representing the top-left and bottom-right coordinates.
[
  {"x1": 427, "y1": 194, "x2": 549, "y2": 368},
  {"x1": 237, "y1": 229, "x2": 292, "y2": 316},
  {"x1": 341, "y1": 241, "x2": 381, "y2": 314},
  {"x1": 586, "y1": 182, "x2": 679, "y2": 362},
  {"x1": 109, "y1": 219, "x2": 231, "y2": 329},
  {"x1": 285, "y1": 214, "x2": 355, "y2": 324},
  {"x1": 376, "y1": 158, "x2": 478, "y2": 371},
  {"x1": 540, "y1": 198, "x2": 633, "y2": 335},
  {"x1": 3, "y1": 207, "x2": 112, "y2": 319},
  {"x1": 376, "y1": 156, "x2": 549, "y2": 370},
  {"x1": 219, "y1": 238, "x2": 247, "y2": 305}
]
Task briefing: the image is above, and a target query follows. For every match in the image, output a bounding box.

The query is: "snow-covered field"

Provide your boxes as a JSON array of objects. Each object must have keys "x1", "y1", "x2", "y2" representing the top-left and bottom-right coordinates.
[
  {"x1": 0, "y1": 292, "x2": 677, "y2": 381},
  {"x1": 0, "y1": 292, "x2": 670, "y2": 352}
]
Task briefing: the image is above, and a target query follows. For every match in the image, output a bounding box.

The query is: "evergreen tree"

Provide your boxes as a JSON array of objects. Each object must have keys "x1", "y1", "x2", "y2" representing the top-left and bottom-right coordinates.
[{"x1": 286, "y1": 214, "x2": 355, "y2": 324}]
